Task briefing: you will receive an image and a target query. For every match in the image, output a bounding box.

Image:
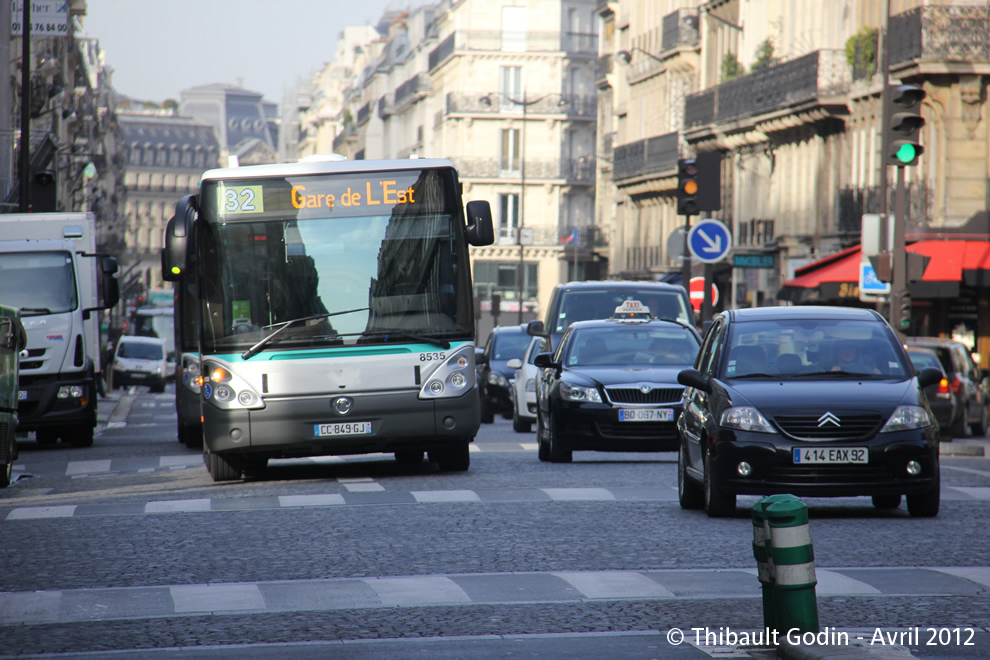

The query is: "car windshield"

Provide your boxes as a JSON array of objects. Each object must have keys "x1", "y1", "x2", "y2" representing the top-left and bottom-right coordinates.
[
  {"x1": 722, "y1": 318, "x2": 909, "y2": 379},
  {"x1": 554, "y1": 289, "x2": 691, "y2": 334},
  {"x1": 564, "y1": 325, "x2": 700, "y2": 367},
  {"x1": 119, "y1": 342, "x2": 164, "y2": 361},
  {"x1": 493, "y1": 332, "x2": 532, "y2": 361}
]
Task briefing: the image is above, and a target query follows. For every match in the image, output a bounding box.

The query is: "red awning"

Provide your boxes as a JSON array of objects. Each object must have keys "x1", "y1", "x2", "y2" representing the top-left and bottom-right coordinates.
[{"x1": 778, "y1": 238, "x2": 990, "y2": 303}]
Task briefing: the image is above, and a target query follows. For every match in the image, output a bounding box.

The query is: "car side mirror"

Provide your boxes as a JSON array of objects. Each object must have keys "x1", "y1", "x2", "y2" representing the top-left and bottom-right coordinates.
[
  {"x1": 678, "y1": 368, "x2": 711, "y2": 393},
  {"x1": 917, "y1": 367, "x2": 943, "y2": 390},
  {"x1": 526, "y1": 319, "x2": 547, "y2": 337},
  {"x1": 506, "y1": 358, "x2": 523, "y2": 370},
  {"x1": 475, "y1": 348, "x2": 487, "y2": 365},
  {"x1": 533, "y1": 353, "x2": 556, "y2": 369}
]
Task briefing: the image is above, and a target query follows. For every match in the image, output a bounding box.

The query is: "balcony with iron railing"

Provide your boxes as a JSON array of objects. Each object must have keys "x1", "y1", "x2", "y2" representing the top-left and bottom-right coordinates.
[
  {"x1": 888, "y1": 4, "x2": 990, "y2": 66},
  {"x1": 394, "y1": 72, "x2": 432, "y2": 106},
  {"x1": 445, "y1": 92, "x2": 596, "y2": 119},
  {"x1": 356, "y1": 102, "x2": 371, "y2": 126},
  {"x1": 452, "y1": 157, "x2": 595, "y2": 185},
  {"x1": 684, "y1": 49, "x2": 849, "y2": 130},
  {"x1": 661, "y1": 8, "x2": 699, "y2": 53},
  {"x1": 612, "y1": 131, "x2": 679, "y2": 182},
  {"x1": 428, "y1": 30, "x2": 599, "y2": 71}
]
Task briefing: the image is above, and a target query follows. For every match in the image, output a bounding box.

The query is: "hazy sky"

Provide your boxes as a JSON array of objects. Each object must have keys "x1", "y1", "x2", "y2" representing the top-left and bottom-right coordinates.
[{"x1": 82, "y1": 0, "x2": 434, "y2": 106}]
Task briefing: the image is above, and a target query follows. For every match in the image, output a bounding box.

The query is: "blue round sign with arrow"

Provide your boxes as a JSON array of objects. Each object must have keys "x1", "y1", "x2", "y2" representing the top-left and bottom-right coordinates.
[{"x1": 688, "y1": 219, "x2": 732, "y2": 263}]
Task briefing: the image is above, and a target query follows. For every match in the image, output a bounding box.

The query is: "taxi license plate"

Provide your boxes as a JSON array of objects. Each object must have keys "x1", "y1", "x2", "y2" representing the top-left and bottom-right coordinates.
[
  {"x1": 618, "y1": 408, "x2": 674, "y2": 422},
  {"x1": 793, "y1": 447, "x2": 868, "y2": 464},
  {"x1": 314, "y1": 421, "x2": 372, "y2": 437}
]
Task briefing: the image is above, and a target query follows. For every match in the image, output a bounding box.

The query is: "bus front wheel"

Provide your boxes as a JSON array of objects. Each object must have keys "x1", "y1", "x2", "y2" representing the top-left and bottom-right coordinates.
[
  {"x1": 429, "y1": 439, "x2": 470, "y2": 472},
  {"x1": 207, "y1": 452, "x2": 242, "y2": 482}
]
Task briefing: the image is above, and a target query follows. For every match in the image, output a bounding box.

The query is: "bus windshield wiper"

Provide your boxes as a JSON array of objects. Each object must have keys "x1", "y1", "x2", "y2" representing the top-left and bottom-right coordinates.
[
  {"x1": 360, "y1": 330, "x2": 451, "y2": 349},
  {"x1": 241, "y1": 307, "x2": 368, "y2": 360}
]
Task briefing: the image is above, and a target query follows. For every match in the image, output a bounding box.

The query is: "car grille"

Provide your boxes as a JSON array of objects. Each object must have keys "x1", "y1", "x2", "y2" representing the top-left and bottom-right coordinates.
[
  {"x1": 595, "y1": 420, "x2": 679, "y2": 439},
  {"x1": 605, "y1": 386, "x2": 683, "y2": 405},
  {"x1": 773, "y1": 413, "x2": 882, "y2": 441},
  {"x1": 764, "y1": 465, "x2": 894, "y2": 484}
]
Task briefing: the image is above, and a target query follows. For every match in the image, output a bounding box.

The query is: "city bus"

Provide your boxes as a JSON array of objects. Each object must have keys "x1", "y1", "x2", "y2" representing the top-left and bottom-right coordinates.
[{"x1": 162, "y1": 157, "x2": 494, "y2": 481}]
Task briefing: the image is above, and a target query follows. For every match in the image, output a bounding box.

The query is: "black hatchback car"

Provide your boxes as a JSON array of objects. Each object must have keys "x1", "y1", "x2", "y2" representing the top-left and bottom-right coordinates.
[
  {"x1": 676, "y1": 306, "x2": 943, "y2": 518},
  {"x1": 478, "y1": 325, "x2": 533, "y2": 423},
  {"x1": 534, "y1": 301, "x2": 702, "y2": 462}
]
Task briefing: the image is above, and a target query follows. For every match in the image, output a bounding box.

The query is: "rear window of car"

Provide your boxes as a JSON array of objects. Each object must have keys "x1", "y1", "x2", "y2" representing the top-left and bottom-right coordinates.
[
  {"x1": 908, "y1": 350, "x2": 941, "y2": 372},
  {"x1": 553, "y1": 288, "x2": 691, "y2": 334},
  {"x1": 722, "y1": 318, "x2": 908, "y2": 378}
]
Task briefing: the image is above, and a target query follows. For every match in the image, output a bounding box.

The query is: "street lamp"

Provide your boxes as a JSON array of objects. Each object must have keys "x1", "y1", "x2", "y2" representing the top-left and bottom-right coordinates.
[{"x1": 480, "y1": 91, "x2": 568, "y2": 323}]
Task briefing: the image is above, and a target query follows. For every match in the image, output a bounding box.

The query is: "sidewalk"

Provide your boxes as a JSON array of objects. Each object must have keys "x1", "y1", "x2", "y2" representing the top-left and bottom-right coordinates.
[{"x1": 939, "y1": 435, "x2": 989, "y2": 457}]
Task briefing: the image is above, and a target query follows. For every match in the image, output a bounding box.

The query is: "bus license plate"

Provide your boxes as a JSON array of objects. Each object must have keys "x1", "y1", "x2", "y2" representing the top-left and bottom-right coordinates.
[
  {"x1": 618, "y1": 408, "x2": 673, "y2": 422},
  {"x1": 793, "y1": 447, "x2": 867, "y2": 464},
  {"x1": 315, "y1": 421, "x2": 373, "y2": 437}
]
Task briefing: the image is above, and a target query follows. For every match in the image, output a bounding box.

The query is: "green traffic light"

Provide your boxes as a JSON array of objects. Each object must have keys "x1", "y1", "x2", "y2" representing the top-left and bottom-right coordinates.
[{"x1": 895, "y1": 143, "x2": 917, "y2": 164}]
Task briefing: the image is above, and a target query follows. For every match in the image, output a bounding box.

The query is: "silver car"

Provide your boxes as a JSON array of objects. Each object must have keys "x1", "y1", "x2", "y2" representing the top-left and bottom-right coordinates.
[{"x1": 506, "y1": 336, "x2": 547, "y2": 433}]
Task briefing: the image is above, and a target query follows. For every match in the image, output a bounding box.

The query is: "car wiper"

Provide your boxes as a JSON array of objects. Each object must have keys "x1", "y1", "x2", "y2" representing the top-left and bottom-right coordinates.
[
  {"x1": 360, "y1": 330, "x2": 450, "y2": 349},
  {"x1": 729, "y1": 372, "x2": 777, "y2": 379},
  {"x1": 20, "y1": 307, "x2": 53, "y2": 316},
  {"x1": 241, "y1": 307, "x2": 368, "y2": 360},
  {"x1": 796, "y1": 370, "x2": 874, "y2": 377}
]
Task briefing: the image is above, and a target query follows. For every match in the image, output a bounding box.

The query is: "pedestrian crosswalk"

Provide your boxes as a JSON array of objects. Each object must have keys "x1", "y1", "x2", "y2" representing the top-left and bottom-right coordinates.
[{"x1": 0, "y1": 566, "x2": 987, "y2": 626}]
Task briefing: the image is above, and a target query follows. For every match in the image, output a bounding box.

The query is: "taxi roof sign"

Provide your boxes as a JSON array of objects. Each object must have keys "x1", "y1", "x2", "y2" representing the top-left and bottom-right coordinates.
[{"x1": 610, "y1": 300, "x2": 653, "y2": 322}]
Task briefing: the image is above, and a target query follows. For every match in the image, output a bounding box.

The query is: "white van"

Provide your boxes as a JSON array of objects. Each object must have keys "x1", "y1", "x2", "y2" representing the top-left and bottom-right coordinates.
[{"x1": 112, "y1": 336, "x2": 168, "y2": 392}]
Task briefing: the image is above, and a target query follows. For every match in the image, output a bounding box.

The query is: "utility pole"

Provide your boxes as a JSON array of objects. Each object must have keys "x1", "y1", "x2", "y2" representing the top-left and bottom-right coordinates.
[{"x1": 19, "y1": 0, "x2": 31, "y2": 212}]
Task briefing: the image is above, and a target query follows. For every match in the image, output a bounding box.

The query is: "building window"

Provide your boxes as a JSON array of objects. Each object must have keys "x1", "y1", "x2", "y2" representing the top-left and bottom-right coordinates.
[
  {"x1": 498, "y1": 193, "x2": 519, "y2": 241},
  {"x1": 499, "y1": 66, "x2": 522, "y2": 110},
  {"x1": 500, "y1": 129, "x2": 520, "y2": 173},
  {"x1": 473, "y1": 261, "x2": 539, "y2": 300}
]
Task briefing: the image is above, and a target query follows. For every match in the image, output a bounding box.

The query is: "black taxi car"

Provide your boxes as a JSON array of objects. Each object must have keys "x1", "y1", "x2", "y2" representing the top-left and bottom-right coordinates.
[
  {"x1": 676, "y1": 306, "x2": 943, "y2": 518},
  {"x1": 533, "y1": 300, "x2": 702, "y2": 462}
]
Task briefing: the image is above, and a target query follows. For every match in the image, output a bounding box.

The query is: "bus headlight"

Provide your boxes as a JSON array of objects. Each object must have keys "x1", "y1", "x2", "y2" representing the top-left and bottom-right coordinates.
[
  {"x1": 420, "y1": 344, "x2": 476, "y2": 399},
  {"x1": 202, "y1": 361, "x2": 264, "y2": 411}
]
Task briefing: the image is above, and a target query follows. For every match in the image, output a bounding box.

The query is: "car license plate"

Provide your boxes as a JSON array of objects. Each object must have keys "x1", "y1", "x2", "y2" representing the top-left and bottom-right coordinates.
[
  {"x1": 618, "y1": 408, "x2": 674, "y2": 422},
  {"x1": 792, "y1": 447, "x2": 868, "y2": 464},
  {"x1": 314, "y1": 421, "x2": 373, "y2": 437},
  {"x1": 18, "y1": 390, "x2": 27, "y2": 401},
  {"x1": 131, "y1": 373, "x2": 146, "y2": 379}
]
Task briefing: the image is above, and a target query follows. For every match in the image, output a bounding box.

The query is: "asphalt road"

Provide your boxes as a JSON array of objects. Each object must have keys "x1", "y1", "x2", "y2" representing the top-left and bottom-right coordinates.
[{"x1": 0, "y1": 389, "x2": 988, "y2": 658}]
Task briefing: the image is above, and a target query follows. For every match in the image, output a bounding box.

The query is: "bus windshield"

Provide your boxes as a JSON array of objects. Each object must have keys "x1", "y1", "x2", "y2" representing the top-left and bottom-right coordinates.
[{"x1": 197, "y1": 167, "x2": 473, "y2": 353}]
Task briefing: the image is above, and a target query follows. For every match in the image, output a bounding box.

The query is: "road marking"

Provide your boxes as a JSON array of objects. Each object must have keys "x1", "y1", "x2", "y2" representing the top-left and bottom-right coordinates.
[
  {"x1": 413, "y1": 490, "x2": 481, "y2": 502},
  {"x1": 362, "y1": 576, "x2": 472, "y2": 606},
  {"x1": 6, "y1": 505, "x2": 77, "y2": 520},
  {"x1": 278, "y1": 494, "x2": 345, "y2": 507},
  {"x1": 541, "y1": 488, "x2": 615, "y2": 501},
  {"x1": 145, "y1": 499, "x2": 211, "y2": 513},
  {"x1": 66, "y1": 459, "x2": 111, "y2": 475},
  {"x1": 170, "y1": 583, "x2": 266, "y2": 613}
]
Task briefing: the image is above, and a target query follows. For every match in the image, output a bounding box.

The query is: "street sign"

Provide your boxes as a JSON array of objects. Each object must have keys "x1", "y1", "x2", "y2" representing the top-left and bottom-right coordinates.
[
  {"x1": 688, "y1": 219, "x2": 732, "y2": 263},
  {"x1": 732, "y1": 252, "x2": 776, "y2": 269},
  {"x1": 688, "y1": 276, "x2": 719, "y2": 312},
  {"x1": 859, "y1": 260, "x2": 891, "y2": 302}
]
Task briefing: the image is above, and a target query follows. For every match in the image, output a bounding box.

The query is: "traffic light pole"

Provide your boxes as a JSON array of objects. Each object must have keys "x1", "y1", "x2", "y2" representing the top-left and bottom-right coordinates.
[
  {"x1": 891, "y1": 165, "x2": 908, "y2": 334},
  {"x1": 681, "y1": 215, "x2": 692, "y2": 304}
]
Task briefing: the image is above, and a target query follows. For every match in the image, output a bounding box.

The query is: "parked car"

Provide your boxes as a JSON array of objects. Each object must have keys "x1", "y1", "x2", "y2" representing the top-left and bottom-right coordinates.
[
  {"x1": 506, "y1": 335, "x2": 548, "y2": 433},
  {"x1": 112, "y1": 336, "x2": 168, "y2": 393},
  {"x1": 905, "y1": 337, "x2": 989, "y2": 438},
  {"x1": 527, "y1": 280, "x2": 694, "y2": 351},
  {"x1": 478, "y1": 325, "x2": 533, "y2": 423},
  {"x1": 534, "y1": 300, "x2": 702, "y2": 462},
  {"x1": 906, "y1": 346, "x2": 956, "y2": 439},
  {"x1": 677, "y1": 306, "x2": 942, "y2": 518}
]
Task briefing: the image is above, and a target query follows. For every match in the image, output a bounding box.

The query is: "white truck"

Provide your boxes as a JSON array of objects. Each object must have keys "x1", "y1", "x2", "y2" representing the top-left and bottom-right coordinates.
[{"x1": 0, "y1": 213, "x2": 119, "y2": 447}]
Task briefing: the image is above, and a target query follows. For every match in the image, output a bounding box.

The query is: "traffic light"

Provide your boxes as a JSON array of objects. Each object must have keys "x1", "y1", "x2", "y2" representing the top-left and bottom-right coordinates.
[
  {"x1": 886, "y1": 84, "x2": 926, "y2": 166},
  {"x1": 30, "y1": 170, "x2": 56, "y2": 212},
  {"x1": 898, "y1": 295, "x2": 912, "y2": 331},
  {"x1": 676, "y1": 159, "x2": 699, "y2": 216}
]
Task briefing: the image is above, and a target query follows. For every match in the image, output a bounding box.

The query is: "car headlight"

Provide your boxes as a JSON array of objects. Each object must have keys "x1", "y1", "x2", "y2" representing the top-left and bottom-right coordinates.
[
  {"x1": 881, "y1": 405, "x2": 932, "y2": 432},
  {"x1": 488, "y1": 372, "x2": 508, "y2": 388},
  {"x1": 560, "y1": 383, "x2": 601, "y2": 403},
  {"x1": 720, "y1": 406, "x2": 776, "y2": 433}
]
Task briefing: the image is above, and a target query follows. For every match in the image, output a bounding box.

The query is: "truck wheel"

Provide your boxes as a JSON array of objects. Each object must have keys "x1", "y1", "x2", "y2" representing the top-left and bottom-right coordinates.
[
  {"x1": 206, "y1": 452, "x2": 242, "y2": 481},
  {"x1": 0, "y1": 430, "x2": 13, "y2": 488},
  {"x1": 36, "y1": 430, "x2": 58, "y2": 446},
  {"x1": 68, "y1": 426, "x2": 94, "y2": 448},
  {"x1": 429, "y1": 438, "x2": 470, "y2": 471}
]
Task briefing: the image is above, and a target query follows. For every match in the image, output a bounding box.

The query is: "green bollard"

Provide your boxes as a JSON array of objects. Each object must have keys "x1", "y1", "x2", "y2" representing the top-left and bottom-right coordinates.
[
  {"x1": 752, "y1": 494, "x2": 794, "y2": 633},
  {"x1": 766, "y1": 495, "x2": 819, "y2": 635}
]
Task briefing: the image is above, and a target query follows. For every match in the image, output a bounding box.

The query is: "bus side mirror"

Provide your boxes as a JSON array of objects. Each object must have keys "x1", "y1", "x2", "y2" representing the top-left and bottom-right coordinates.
[
  {"x1": 465, "y1": 200, "x2": 494, "y2": 246},
  {"x1": 163, "y1": 195, "x2": 197, "y2": 281}
]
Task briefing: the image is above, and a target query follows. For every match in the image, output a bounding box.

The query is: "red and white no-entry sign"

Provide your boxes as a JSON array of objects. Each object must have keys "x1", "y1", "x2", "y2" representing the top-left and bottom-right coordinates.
[{"x1": 688, "y1": 276, "x2": 719, "y2": 312}]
